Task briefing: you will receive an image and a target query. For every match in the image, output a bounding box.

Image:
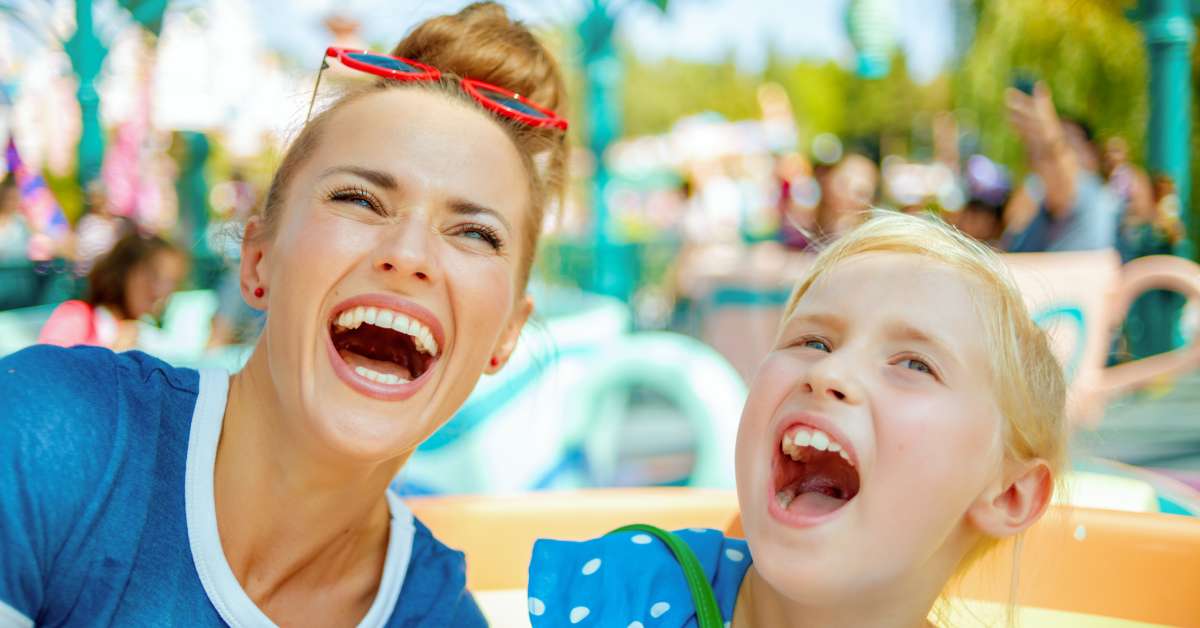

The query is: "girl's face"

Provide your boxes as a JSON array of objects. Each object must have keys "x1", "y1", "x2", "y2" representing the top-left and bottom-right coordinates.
[
  {"x1": 735, "y1": 253, "x2": 1007, "y2": 603},
  {"x1": 243, "y1": 88, "x2": 533, "y2": 462}
]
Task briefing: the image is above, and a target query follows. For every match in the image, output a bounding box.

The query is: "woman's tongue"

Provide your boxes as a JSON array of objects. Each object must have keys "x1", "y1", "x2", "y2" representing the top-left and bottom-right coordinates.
[{"x1": 338, "y1": 349, "x2": 413, "y2": 380}]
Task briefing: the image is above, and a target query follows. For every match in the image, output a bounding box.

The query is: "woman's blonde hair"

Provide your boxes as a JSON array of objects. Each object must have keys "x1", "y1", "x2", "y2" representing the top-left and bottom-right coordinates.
[{"x1": 780, "y1": 211, "x2": 1068, "y2": 571}]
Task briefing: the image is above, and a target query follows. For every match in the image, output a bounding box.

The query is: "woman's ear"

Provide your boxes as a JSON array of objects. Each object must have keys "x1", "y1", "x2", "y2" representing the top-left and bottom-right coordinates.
[
  {"x1": 486, "y1": 295, "x2": 533, "y2": 374},
  {"x1": 240, "y1": 217, "x2": 271, "y2": 311},
  {"x1": 967, "y1": 458, "x2": 1054, "y2": 538}
]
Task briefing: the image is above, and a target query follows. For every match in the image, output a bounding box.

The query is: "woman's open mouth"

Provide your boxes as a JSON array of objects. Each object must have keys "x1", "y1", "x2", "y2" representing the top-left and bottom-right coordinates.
[
  {"x1": 769, "y1": 423, "x2": 861, "y2": 526},
  {"x1": 324, "y1": 297, "x2": 444, "y2": 401}
]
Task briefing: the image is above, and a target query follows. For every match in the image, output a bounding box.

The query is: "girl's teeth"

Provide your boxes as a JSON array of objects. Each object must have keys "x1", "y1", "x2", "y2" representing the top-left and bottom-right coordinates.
[
  {"x1": 376, "y1": 309, "x2": 394, "y2": 328},
  {"x1": 776, "y1": 489, "x2": 796, "y2": 509},
  {"x1": 364, "y1": 307, "x2": 378, "y2": 325},
  {"x1": 780, "y1": 427, "x2": 854, "y2": 467}
]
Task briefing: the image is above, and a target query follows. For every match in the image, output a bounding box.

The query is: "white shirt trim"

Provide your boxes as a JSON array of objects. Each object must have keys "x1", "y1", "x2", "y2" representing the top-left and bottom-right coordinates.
[
  {"x1": 0, "y1": 601, "x2": 33, "y2": 628},
  {"x1": 184, "y1": 369, "x2": 414, "y2": 627}
]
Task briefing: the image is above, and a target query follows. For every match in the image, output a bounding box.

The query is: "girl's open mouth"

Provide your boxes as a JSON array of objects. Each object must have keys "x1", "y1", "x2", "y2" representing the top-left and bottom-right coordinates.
[
  {"x1": 769, "y1": 423, "x2": 861, "y2": 526},
  {"x1": 324, "y1": 298, "x2": 444, "y2": 401}
]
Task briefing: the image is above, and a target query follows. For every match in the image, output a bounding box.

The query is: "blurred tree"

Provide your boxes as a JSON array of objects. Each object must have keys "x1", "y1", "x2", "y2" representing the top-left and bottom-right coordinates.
[{"x1": 956, "y1": 0, "x2": 1148, "y2": 174}]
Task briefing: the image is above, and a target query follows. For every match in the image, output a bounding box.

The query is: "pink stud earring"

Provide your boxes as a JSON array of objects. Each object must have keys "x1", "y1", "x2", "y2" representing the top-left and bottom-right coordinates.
[
  {"x1": 254, "y1": 287, "x2": 265, "y2": 298},
  {"x1": 490, "y1": 357, "x2": 499, "y2": 367}
]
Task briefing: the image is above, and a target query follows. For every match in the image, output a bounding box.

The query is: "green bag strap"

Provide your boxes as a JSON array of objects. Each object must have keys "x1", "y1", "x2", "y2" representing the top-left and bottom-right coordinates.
[{"x1": 607, "y1": 524, "x2": 724, "y2": 628}]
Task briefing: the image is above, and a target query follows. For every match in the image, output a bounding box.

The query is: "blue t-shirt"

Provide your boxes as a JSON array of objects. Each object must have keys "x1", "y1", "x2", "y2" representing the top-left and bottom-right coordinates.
[
  {"x1": 1005, "y1": 172, "x2": 1121, "y2": 253},
  {"x1": 0, "y1": 345, "x2": 485, "y2": 627},
  {"x1": 528, "y1": 528, "x2": 751, "y2": 627}
]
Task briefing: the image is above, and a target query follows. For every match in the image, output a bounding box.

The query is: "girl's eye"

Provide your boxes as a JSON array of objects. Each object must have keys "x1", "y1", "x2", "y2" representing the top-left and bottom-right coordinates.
[
  {"x1": 802, "y1": 338, "x2": 831, "y2": 352},
  {"x1": 455, "y1": 223, "x2": 504, "y2": 251},
  {"x1": 898, "y1": 357, "x2": 934, "y2": 376}
]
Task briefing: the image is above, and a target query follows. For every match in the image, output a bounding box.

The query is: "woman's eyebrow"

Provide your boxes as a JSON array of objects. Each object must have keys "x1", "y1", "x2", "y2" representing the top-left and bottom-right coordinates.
[
  {"x1": 319, "y1": 165, "x2": 398, "y2": 190},
  {"x1": 449, "y1": 198, "x2": 512, "y2": 234}
]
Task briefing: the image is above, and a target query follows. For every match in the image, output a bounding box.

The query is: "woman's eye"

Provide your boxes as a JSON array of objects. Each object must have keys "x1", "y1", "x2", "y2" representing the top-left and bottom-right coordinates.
[
  {"x1": 329, "y1": 189, "x2": 382, "y2": 214},
  {"x1": 898, "y1": 358, "x2": 934, "y2": 375},
  {"x1": 455, "y1": 224, "x2": 503, "y2": 251},
  {"x1": 802, "y1": 338, "x2": 831, "y2": 352}
]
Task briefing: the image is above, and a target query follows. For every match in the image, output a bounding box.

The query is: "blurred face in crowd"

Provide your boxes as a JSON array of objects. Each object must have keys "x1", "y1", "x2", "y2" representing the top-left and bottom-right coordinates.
[
  {"x1": 819, "y1": 155, "x2": 878, "y2": 235},
  {"x1": 124, "y1": 249, "x2": 187, "y2": 320}
]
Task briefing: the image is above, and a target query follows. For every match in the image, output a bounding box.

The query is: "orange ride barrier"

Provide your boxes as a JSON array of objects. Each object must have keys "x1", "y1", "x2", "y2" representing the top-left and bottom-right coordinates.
[{"x1": 412, "y1": 488, "x2": 1200, "y2": 626}]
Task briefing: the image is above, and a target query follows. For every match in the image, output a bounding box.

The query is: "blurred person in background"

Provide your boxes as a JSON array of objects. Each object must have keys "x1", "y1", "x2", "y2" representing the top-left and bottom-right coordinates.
[
  {"x1": 1002, "y1": 83, "x2": 1121, "y2": 252},
  {"x1": 1118, "y1": 170, "x2": 1182, "y2": 262},
  {"x1": 73, "y1": 181, "x2": 133, "y2": 276},
  {"x1": 813, "y1": 152, "x2": 878, "y2": 242},
  {"x1": 37, "y1": 231, "x2": 187, "y2": 351},
  {"x1": 0, "y1": 174, "x2": 31, "y2": 262},
  {"x1": 954, "y1": 154, "x2": 1011, "y2": 247},
  {"x1": 778, "y1": 153, "x2": 877, "y2": 251}
]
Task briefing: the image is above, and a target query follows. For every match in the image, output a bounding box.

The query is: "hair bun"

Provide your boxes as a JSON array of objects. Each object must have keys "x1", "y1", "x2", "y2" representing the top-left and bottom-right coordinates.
[{"x1": 391, "y1": 2, "x2": 565, "y2": 113}]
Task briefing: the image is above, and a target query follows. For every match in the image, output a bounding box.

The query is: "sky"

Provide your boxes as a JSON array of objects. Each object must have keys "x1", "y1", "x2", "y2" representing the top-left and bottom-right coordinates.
[
  {"x1": 2, "y1": 0, "x2": 959, "y2": 82},
  {"x1": 243, "y1": 0, "x2": 959, "y2": 82}
]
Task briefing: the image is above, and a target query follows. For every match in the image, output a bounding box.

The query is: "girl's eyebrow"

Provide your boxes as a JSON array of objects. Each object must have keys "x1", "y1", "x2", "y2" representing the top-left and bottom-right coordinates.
[
  {"x1": 781, "y1": 311, "x2": 845, "y2": 334},
  {"x1": 884, "y1": 321, "x2": 962, "y2": 364}
]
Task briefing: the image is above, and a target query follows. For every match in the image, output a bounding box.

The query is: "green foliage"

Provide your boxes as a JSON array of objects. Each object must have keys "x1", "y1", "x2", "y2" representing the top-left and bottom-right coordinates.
[
  {"x1": 956, "y1": 0, "x2": 1149, "y2": 173},
  {"x1": 619, "y1": 50, "x2": 950, "y2": 145}
]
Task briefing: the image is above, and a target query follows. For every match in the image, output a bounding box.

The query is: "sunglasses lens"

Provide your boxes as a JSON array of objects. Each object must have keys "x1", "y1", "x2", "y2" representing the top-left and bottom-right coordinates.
[
  {"x1": 474, "y1": 85, "x2": 548, "y2": 119},
  {"x1": 347, "y1": 52, "x2": 423, "y2": 74}
]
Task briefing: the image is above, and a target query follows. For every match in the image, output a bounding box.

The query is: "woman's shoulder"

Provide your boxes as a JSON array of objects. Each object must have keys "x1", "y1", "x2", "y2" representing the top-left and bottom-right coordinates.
[
  {"x1": 387, "y1": 516, "x2": 486, "y2": 627},
  {"x1": 528, "y1": 527, "x2": 752, "y2": 627},
  {"x1": 0, "y1": 344, "x2": 200, "y2": 487},
  {"x1": 1, "y1": 344, "x2": 198, "y2": 407}
]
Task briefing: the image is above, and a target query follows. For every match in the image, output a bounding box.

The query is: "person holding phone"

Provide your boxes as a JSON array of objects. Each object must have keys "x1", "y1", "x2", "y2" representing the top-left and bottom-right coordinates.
[{"x1": 1002, "y1": 79, "x2": 1120, "y2": 252}]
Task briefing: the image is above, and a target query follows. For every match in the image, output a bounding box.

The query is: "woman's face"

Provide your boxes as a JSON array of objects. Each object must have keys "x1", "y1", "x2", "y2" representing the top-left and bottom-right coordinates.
[
  {"x1": 124, "y1": 249, "x2": 187, "y2": 320},
  {"x1": 244, "y1": 88, "x2": 533, "y2": 462},
  {"x1": 735, "y1": 253, "x2": 1006, "y2": 604}
]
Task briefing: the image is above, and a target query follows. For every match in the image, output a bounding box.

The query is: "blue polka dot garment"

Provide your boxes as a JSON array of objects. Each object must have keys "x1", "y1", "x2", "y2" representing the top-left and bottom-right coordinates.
[{"x1": 527, "y1": 528, "x2": 752, "y2": 627}]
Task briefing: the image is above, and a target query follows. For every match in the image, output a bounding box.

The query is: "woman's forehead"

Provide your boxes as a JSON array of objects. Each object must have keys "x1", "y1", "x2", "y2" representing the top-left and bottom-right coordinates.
[{"x1": 313, "y1": 89, "x2": 529, "y2": 205}]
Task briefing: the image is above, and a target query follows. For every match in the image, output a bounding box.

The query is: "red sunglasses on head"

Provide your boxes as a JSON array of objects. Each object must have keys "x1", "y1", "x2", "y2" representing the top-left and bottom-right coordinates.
[{"x1": 307, "y1": 46, "x2": 568, "y2": 131}]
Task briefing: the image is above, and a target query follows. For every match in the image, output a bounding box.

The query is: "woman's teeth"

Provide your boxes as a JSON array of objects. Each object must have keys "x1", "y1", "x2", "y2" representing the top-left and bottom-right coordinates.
[
  {"x1": 781, "y1": 426, "x2": 853, "y2": 465},
  {"x1": 334, "y1": 306, "x2": 439, "y2": 357},
  {"x1": 354, "y1": 365, "x2": 409, "y2": 385}
]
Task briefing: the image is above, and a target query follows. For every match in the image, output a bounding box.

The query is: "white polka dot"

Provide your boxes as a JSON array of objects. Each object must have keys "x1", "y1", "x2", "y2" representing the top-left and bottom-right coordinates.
[
  {"x1": 581, "y1": 557, "x2": 602, "y2": 575},
  {"x1": 725, "y1": 548, "x2": 745, "y2": 562},
  {"x1": 689, "y1": 527, "x2": 707, "y2": 533},
  {"x1": 570, "y1": 606, "x2": 590, "y2": 623},
  {"x1": 627, "y1": 623, "x2": 644, "y2": 628},
  {"x1": 1074, "y1": 524, "x2": 1087, "y2": 541},
  {"x1": 528, "y1": 597, "x2": 545, "y2": 616},
  {"x1": 631, "y1": 534, "x2": 653, "y2": 544},
  {"x1": 650, "y1": 601, "x2": 671, "y2": 618},
  {"x1": 725, "y1": 623, "x2": 731, "y2": 628}
]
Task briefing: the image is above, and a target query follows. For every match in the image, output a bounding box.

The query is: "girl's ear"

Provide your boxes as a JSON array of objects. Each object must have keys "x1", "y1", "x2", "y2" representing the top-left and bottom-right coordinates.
[{"x1": 966, "y1": 458, "x2": 1053, "y2": 538}]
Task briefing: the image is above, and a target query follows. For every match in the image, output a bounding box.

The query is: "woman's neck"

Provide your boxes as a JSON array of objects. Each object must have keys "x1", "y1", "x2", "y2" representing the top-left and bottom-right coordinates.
[
  {"x1": 214, "y1": 345, "x2": 403, "y2": 611},
  {"x1": 734, "y1": 566, "x2": 940, "y2": 628}
]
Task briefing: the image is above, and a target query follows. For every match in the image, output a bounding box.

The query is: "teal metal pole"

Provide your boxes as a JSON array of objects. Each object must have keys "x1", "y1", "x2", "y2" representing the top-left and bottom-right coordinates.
[
  {"x1": 580, "y1": 0, "x2": 631, "y2": 300},
  {"x1": 1138, "y1": 0, "x2": 1195, "y2": 256},
  {"x1": 66, "y1": 0, "x2": 108, "y2": 190}
]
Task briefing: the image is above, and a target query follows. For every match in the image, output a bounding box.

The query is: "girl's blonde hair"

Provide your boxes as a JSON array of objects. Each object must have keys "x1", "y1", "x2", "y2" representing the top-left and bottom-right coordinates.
[{"x1": 781, "y1": 211, "x2": 1068, "y2": 570}]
